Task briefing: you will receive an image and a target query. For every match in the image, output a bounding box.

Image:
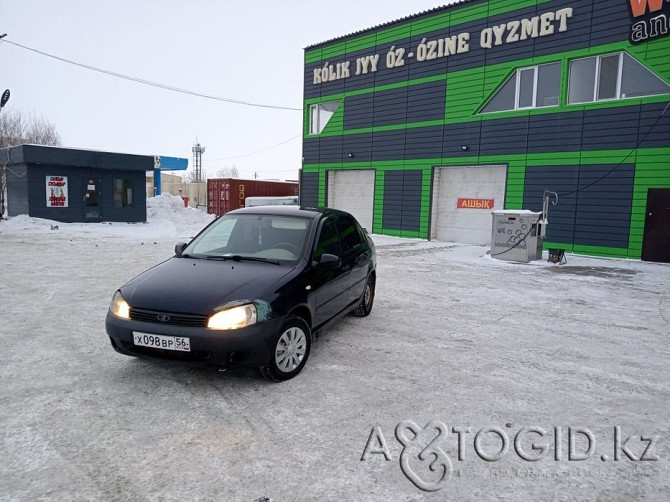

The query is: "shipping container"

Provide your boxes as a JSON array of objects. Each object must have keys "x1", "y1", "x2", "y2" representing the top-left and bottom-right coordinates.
[
  {"x1": 207, "y1": 178, "x2": 299, "y2": 216},
  {"x1": 245, "y1": 196, "x2": 300, "y2": 208}
]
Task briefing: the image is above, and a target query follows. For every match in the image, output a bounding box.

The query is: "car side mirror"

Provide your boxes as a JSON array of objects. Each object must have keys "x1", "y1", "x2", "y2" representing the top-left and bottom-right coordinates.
[
  {"x1": 175, "y1": 242, "x2": 188, "y2": 256},
  {"x1": 319, "y1": 253, "x2": 341, "y2": 269}
]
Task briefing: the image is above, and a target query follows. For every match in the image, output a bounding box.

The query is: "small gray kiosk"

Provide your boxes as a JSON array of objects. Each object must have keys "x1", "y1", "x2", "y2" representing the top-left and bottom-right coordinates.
[{"x1": 2, "y1": 145, "x2": 161, "y2": 223}]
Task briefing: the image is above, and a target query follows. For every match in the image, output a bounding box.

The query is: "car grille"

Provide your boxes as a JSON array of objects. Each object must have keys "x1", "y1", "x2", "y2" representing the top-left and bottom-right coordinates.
[{"x1": 129, "y1": 308, "x2": 208, "y2": 327}]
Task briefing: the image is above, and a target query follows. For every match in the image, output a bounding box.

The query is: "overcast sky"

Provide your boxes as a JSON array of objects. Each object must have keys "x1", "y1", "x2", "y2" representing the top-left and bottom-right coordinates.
[{"x1": 2, "y1": 0, "x2": 459, "y2": 181}]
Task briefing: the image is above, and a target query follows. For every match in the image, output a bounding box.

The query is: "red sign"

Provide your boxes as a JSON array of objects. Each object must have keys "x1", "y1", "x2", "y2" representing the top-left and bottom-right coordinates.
[
  {"x1": 457, "y1": 198, "x2": 494, "y2": 209},
  {"x1": 629, "y1": 0, "x2": 664, "y2": 18}
]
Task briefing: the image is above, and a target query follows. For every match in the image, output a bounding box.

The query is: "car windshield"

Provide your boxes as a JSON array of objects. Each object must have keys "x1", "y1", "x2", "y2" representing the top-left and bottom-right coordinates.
[{"x1": 183, "y1": 213, "x2": 311, "y2": 264}]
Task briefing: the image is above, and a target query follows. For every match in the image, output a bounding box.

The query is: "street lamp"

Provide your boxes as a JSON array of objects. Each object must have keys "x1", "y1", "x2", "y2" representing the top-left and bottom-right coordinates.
[{"x1": 0, "y1": 89, "x2": 10, "y2": 111}]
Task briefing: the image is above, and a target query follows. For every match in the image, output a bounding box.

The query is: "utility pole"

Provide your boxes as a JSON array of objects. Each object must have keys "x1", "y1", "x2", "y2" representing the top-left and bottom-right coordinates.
[
  {"x1": 192, "y1": 140, "x2": 206, "y2": 183},
  {"x1": 0, "y1": 33, "x2": 9, "y2": 113}
]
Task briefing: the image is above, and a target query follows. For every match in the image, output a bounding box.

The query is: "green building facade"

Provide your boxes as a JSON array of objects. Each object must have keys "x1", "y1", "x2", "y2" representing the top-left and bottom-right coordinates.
[{"x1": 301, "y1": 0, "x2": 670, "y2": 262}]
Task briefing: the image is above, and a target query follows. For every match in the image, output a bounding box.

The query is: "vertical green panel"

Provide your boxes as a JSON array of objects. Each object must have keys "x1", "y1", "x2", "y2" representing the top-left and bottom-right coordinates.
[
  {"x1": 420, "y1": 167, "x2": 433, "y2": 237},
  {"x1": 318, "y1": 169, "x2": 327, "y2": 207},
  {"x1": 373, "y1": 169, "x2": 385, "y2": 234},
  {"x1": 505, "y1": 160, "x2": 526, "y2": 210},
  {"x1": 303, "y1": 106, "x2": 310, "y2": 137}
]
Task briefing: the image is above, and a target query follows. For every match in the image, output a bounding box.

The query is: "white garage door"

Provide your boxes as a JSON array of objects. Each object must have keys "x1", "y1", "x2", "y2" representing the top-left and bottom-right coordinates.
[
  {"x1": 327, "y1": 170, "x2": 375, "y2": 232},
  {"x1": 431, "y1": 165, "x2": 507, "y2": 244}
]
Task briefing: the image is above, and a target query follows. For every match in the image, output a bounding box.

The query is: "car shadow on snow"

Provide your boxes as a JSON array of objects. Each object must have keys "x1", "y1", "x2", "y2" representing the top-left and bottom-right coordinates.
[{"x1": 120, "y1": 357, "x2": 267, "y2": 384}]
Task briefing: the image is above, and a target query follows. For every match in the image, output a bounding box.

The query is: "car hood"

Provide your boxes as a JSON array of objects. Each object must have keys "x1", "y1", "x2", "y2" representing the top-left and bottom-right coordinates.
[{"x1": 120, "y1": 257, "x2": 295, "y2": 315}]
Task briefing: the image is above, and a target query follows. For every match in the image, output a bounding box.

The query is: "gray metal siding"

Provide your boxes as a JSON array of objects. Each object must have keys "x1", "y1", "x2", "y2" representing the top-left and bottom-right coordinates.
[
  {"x1": 638, "y1": 102, "x2": 670, "y2": 148},
  {"x1": 342, "y1": 133, "x2": 373, "y2": 162},
  {"x1": 343, "y1": 80, "x2": 445, "y2": 130},
  {"x1": 401, "y1": 170, "x2": 423, "y2": 232},
  {"x1": 581, "y1": 106, "x2": 640, "y2": 150},
  {"x1": 573, "y1": 165, "x2": 635, "y2": 246},
  {"x1": 299, "y1": 171, "x2": 319, "y2": 207},
  {"x1": 442, "y1": 121, "x2": 482, "y2": 157},
  {"x1": 405, "y1": 127, "x2": 445, "y2": 158},
  {"x1": 480, "y1": 117, "x2": 529, "y2": 155},
  {"x1": 303, "y1": 102, "x2": 669, "y2": 164},
  {"x1": 372, "y1": 129, "x2": 405, "y2": 161},
  {"x1": 383, "y1": 170, "x2": 422, "y2": 231},
  {"x1": 343, "y1": 96, "x2": 375, "y2": 130},
  {"x1": 527, "y1": 112, "x2": 584, "y2": 153},
  {"x1": 6, "y1": 164, "x2": 29, "y2": 217},
  {"x1": 318, "y1": 136, "x2": 343, "y2": 164},
  {"x1": 524, "y1": 164, "x2": 635, "y2": 248}
]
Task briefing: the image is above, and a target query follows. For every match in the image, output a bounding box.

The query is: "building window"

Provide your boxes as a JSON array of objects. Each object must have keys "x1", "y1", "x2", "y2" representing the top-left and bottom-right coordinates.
[
  {"x1": 568, "y1": 52, "x2": 670, "y2": 104},
  {"x1": 309, "y1": 101, "x2": 340, "y2": 134},
  {"x1": 481, "y1": 62, "x2": 560, "y2": 113},
  {"x1": 113, "y1": 179, "x2": 133, "y2": 207}
]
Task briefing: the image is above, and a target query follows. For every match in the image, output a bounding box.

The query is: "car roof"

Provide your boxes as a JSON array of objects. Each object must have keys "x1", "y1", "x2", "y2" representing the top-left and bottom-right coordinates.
[{"x1": 226, "y1": 206, "x2": 353, "y2": 219}]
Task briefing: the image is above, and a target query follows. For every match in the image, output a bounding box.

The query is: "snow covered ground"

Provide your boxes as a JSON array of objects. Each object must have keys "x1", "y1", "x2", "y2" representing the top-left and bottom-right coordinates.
[{"x1": 1, "y1": 195, "x2": 668, "y2": 501}]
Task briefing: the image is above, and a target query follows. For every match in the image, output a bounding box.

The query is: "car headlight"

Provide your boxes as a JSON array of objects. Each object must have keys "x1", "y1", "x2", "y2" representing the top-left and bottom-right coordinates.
[
  {"x1": 208, "y1": 304, "x2": 257, "y2": 330},
  {"x1": 110, "y1": 290, "x2": 130, "y2": 319}
]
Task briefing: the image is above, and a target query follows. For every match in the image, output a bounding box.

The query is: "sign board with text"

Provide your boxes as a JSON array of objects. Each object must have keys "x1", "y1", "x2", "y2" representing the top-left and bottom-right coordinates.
[
  {"x1": 457, "y1": 198, "x2": 494, "y2": 210},
  {"x1": 46, "y1": 176, "x2": 68, "y2": 207}
]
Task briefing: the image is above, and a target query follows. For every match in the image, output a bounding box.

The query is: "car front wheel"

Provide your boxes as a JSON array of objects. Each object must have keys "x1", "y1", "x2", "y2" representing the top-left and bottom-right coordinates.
[{"x1": 260, "y1": 316, "x2": 311, "y2": 381}]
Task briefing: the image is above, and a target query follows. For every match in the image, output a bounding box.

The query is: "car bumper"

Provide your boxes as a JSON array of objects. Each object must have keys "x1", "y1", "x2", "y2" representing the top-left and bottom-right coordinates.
[{"x1": 105, "y1": 312, "x2": 284, "y2": 368}]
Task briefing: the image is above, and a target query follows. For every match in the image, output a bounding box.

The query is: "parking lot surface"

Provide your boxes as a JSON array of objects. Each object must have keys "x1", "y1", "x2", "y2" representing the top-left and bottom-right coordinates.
[{"x1": 1, "y1": 229, "x2": 668, "y2": 501}]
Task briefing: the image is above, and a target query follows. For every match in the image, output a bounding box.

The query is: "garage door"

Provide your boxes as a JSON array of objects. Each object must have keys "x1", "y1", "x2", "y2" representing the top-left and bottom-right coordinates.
[
  {"x1": 431, "y1": 165, "x2": 507, "y2": 244},
  {"x1": 327, "y1": 170, "x2": 375, "y2": 232}
]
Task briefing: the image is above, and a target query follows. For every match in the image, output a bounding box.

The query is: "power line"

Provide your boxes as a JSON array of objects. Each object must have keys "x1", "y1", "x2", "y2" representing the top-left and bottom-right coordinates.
[
  {"x1": 558, "y1": 102, "x2": 669, "y2": 197},
  {"x1": 204, "y1": 135, "x2": 300, "y2": 162},
  {"x1": 1, "y1": 38, "x2": 301, "y2": 112}
]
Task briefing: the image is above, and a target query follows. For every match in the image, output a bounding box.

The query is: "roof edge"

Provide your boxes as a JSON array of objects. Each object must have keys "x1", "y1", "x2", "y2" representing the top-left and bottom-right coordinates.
[{"x1": 304, "y1": 0, "x2": 475, "y2": 51}]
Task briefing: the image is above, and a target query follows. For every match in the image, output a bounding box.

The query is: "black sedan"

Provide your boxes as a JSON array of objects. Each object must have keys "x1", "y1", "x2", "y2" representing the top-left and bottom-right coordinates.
[{"x1": 105, "y1": 206, "x2": 376, "y2": 381}]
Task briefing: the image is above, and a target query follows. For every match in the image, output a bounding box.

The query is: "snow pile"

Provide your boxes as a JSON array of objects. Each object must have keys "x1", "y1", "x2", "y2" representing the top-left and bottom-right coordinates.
[
  {"x1": 0, "y1": 193, "x2": 214, "y2": 240},
  {"x1": 146, "y1": 194, "x2": 214, "y2": 237}
]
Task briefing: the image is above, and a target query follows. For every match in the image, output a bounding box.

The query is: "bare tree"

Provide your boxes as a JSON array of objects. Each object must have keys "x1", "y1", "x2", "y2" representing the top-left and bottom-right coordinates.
[
  {"x1": 1, "y1": 110, "x2": 62, "y2": 217},
  {"x1": 215, "y1": 165, "x2": 239, "y2": 178},
  {"x1": 183, "y1": 168, "x2": 208, "y2": 184}
]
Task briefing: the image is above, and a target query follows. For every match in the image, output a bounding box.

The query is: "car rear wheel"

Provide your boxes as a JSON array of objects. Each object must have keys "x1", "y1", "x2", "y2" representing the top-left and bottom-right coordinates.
[
  {"x1": 260, "y1": 316, "x2": 311, "y2": 381},
  {"x1": 353, "y1": 275, "x2": 375, "y2": 317}
]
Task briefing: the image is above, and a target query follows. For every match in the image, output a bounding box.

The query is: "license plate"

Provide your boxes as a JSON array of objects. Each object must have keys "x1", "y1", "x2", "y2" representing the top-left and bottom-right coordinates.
[{"x1": 133, "y1": 332, "x2": 191, "y2": 352}]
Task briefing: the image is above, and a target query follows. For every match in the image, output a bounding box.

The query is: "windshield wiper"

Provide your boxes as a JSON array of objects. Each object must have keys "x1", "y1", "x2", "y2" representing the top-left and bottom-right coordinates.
[
  {"x1": 205, "y1": 255, "x2": 281, "y2": 265},
  {"x1": 179, "y1": 253, "x2": 202, "y2": 259}
]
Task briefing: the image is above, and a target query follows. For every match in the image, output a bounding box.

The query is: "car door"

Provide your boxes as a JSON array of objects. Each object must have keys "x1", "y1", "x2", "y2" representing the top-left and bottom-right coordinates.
[
  {"x1": 310, "y1": 216, "x2": 351, "y2": 327},
  {"x1": 335, "y1": 214, "x2": 372, "y2": 306}
]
